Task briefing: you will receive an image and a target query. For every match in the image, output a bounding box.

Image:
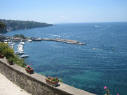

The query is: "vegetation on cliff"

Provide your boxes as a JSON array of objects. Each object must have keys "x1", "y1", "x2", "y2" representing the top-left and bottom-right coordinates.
[
  {"x1": 0, "y1": 21, "x2": 7, "y2": 33},
  {"x1": 0, "y1": 19, "x2": 52, "y2": 32},
  {"x1": 0, "y1": 42, "x2": 26, "y2": 67},
  {"x1": 0, "y1": 22, "x2": 6, "y2": 28}
]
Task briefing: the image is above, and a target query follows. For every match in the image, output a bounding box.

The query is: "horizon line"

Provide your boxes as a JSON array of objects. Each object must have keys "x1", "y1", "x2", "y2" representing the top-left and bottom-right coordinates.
[{"x1": 0, "y1": 18, "x2": 127, "y2": 24}]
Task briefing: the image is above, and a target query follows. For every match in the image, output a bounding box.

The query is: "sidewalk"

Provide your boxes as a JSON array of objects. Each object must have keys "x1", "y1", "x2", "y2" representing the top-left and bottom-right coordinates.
[{"x1": 0, "y1": 73, "x2": 31, "y2": 95}]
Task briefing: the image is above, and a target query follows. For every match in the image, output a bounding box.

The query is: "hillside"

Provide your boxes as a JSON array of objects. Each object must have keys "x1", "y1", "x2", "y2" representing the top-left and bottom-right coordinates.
[
  {"x1": 0, "y1": 19, "x2": 52, "y2": 32},
  {"x1": 0, "y1": 21, "x2": 7, "y2": 33}
]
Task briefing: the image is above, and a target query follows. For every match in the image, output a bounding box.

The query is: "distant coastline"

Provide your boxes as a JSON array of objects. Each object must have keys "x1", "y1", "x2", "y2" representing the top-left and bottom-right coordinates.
[{"x1": 0, "y1": 19, "x2": 53, "y2": 32}]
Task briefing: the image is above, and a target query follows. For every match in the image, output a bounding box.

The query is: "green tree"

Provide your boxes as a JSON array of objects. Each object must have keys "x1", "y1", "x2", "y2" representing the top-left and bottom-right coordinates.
[{"x1": 0, "y1": 21, "x2": 6, "y2": 29}]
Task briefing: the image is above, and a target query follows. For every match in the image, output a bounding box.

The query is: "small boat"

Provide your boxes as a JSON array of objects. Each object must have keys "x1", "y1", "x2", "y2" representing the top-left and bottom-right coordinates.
[
  {"x1": 33, "y1": 38, "x2": 42, "y2": 41},
  {"x1": 8, "y1": 42, "x2": 15, "y2": 49},
  {"x1": 19, "y1": 41, "x2": 25, "y2": 45},
  {"x1": 20, "y1": 54, "x2": 29, "y2": 58},
  {"x1": 28, "y1": 39, "x2": 32, "y2": 42},
  {"x1": 15, "y1": 43, "x2": 24, "y2": 55},
  {"x1": 15, "y1": 51, "x2": 24, "y2": 55},
  {"x1": 4, "y1": 40, "x2": 8, "y2": 43},
  {"x1": 18, "y1": 44, "x2": 24, "y2": 51},
  {"x1": 15, "y1": 41, "x2": 29, "y2": 58}
]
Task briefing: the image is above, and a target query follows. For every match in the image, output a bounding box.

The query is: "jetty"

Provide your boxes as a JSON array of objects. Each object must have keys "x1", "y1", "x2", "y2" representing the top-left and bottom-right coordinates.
[
  {"x1": 33, "y1": 38, "x2": 85, "y2": 45},
  {"x1": 9, "y1": 37, "x2": 85, "y2": 45},
  {"x1": 0, "y1": 34, "x2": 85, "y2": 45}
]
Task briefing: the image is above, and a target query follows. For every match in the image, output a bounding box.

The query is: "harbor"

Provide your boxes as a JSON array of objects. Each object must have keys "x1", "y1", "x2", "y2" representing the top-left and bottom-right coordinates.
[
  {"x1": 13, "y1": 37, "x2": 85, "y2": 45},
  {"x1": 1, "y1": 34, "x2": 85, "y2": 59},
  {"x1": 7, "y1": 41, "x2": 29, "y2": 59},
  {"x1": 1, "y1": 34, "x2": 85, "y2": 45}
]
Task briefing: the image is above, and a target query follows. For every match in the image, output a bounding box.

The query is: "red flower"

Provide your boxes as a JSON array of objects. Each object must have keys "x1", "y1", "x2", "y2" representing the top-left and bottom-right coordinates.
[
  {"x1": 104, "y1": 86, "x2": 107, "y2": 90},
  {"x1": 27, "y1": 65, "x2": 30, "y2": 68}
]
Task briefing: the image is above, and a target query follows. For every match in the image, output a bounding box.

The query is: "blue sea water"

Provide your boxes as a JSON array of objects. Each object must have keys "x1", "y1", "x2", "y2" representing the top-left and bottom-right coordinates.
[{"x1": 5, "y1": 22, "x2": 127, "y2": 95}]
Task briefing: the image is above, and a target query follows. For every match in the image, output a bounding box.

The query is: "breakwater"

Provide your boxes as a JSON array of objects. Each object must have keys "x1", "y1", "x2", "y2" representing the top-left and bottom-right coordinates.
[
  {"x1": 34, "y1": 38, "x2": 85, "y2": 45},
  {"x1": 0, "y1": 58, "x2": 95, "y2": 95},
  {"x1": 1, "y1": 34, "x2": 85, "y2": 45},
  {"x1": 4, "y1": 35, "x2": 85, "y2": 45}
]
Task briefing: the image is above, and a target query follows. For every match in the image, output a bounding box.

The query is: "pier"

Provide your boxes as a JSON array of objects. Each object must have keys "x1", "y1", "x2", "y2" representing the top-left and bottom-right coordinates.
[
  {"x1": 34, "y1": 38, "x2": 85, "y2": 45},
  {"x1": 12, "y1": 37, "x2": 85, "y2": 45},
  {"x1": 1, "y1": 34, "x2": 85, "y2": 45}
]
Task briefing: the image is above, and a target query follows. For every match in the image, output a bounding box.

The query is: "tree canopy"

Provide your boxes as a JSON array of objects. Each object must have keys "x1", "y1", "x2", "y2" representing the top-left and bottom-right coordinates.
[{"x1": 0, "y1": 21, "x2": 6, "y2": 29}]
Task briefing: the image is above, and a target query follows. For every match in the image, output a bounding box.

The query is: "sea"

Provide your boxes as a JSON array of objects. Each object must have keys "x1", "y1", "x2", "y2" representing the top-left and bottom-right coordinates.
[{"x1": 5, "y1": 22, "x2": 127, "y2": 95}]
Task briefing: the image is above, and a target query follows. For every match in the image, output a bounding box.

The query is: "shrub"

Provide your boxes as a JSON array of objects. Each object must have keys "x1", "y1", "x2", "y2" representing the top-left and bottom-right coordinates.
[
  {"x1": 13, "y1": 55, "x2": 26, "y2": 67},
  {"x1": 0, "y1": 43, "x2": 8, "y2": 53},
  {"x1": 8, "y1": 57, "x2": 14, "y2": 63},
  {"x1": 0, "y1": 42, "x2": 26, "y2": 67},
  {"x1": 2, "y1": 48, "x2": 14, "y2": 59},
  {"x1": 0, "y1": 42, "x2": 14, "y2": 59}
]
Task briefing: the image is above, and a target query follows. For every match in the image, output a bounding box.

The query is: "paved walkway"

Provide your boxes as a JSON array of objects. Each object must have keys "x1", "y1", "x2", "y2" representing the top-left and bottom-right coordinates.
[{"x1": 0, "y1": 73, "x2": 31, "y2": 95}]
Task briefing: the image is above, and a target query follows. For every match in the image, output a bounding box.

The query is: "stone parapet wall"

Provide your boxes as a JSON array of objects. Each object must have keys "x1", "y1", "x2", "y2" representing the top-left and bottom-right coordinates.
[{"x1": 0, "y1": 58, "x2": 95, "y2": 95}]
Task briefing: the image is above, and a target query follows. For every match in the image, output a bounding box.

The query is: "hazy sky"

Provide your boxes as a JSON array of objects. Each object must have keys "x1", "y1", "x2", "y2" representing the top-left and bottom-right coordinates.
[{"x1": 0, "y1": 0, "x2": 127, "y2": 23}]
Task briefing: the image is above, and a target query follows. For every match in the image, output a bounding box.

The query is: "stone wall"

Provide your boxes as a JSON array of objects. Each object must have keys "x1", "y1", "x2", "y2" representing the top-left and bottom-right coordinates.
[{"x1": 0, "y1": 58, "x2": 95, "y2": 95}]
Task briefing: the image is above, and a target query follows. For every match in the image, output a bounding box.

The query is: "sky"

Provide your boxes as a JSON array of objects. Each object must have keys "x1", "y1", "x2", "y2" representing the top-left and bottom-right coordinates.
[{"x1": 0, "y1": 0, "x2": 127, "y2": 23}]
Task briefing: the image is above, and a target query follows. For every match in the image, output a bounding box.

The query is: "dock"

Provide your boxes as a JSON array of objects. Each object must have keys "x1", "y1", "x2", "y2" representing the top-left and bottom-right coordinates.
[{"x1": 12, "y1": 37, "x2": 85, "y2": 45}]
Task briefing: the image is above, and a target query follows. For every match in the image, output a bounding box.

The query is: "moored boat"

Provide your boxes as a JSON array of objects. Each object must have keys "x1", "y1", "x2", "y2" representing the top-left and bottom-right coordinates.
[{"x1": 20, "y1": 54, "x2": 29, "y2": 58}]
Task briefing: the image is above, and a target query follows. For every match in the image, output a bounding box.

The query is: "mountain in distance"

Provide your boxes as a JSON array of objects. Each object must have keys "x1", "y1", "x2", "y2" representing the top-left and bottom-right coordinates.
[{"x1": 0, "y1": 19, "x2": 53, "y2": 32}]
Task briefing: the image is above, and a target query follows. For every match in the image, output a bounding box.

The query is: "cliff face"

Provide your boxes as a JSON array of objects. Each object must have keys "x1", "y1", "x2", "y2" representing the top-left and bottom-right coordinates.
[{"x1": 0, "y1": 19, "x2": 53, "y2": 32}]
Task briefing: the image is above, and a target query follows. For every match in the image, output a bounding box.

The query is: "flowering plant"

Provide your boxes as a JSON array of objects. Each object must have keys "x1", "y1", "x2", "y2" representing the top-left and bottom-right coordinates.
[
  {"x1": 104, "y1": 86, "x2": 119, "y2": 95},
  {"x1": 104, "y1": 86, "x2": 110, "y2": 95},
  {"x1": 25, "y1": 65, "x2": 34, "y2": 74},
  {"x1": 0, "y1": 54, "x2": 4, "y2": 58},
  {"x1": 46, "y1": 76, "x2": 60, "y2": 87}
]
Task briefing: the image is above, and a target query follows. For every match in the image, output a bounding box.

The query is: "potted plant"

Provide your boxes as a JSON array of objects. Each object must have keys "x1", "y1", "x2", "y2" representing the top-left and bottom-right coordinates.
[
  {"x1": 8, "y1": 57, "x2": 14, "y2": 65},
  {"x1": 0, "y1": 54, "x2": 4, "y2": 58},
  {"x1": 25, "y1": 65, "x2": 34, "y2": 74},
  {"x1": 104, "y1": 86, "x2": 120, "y2": 95},
  {"x1": 104, "y1": 86, "x2": 111, "y2": 95},
  {"x1": 46, "y1": 76, "x2": 59, "y2": 87}
]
